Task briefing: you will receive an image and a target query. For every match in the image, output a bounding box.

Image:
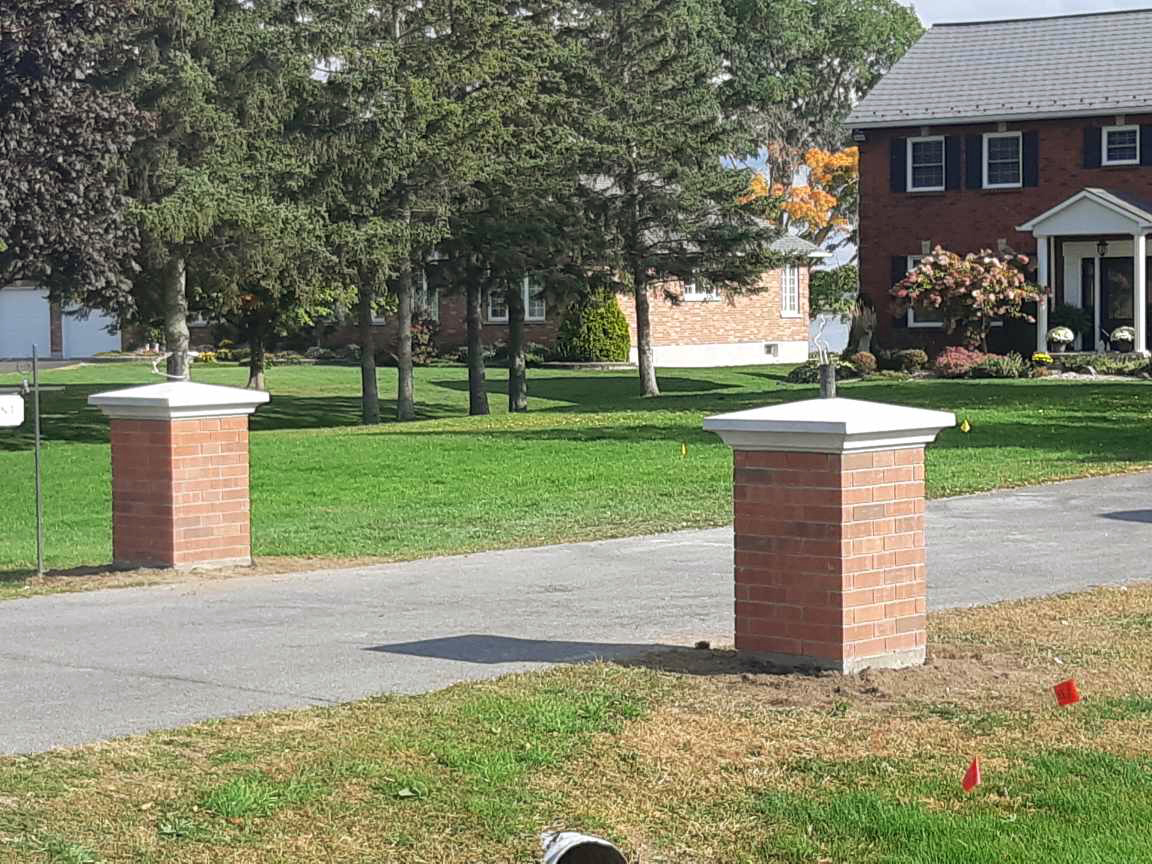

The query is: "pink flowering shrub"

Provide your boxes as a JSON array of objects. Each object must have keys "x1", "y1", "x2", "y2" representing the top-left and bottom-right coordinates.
[
  {"x1": 933, "y1": 347, "x2": 987, "y2": 379},
  {"x1": 892, "y1": 247, "x2": 1043, "y2": 349}
]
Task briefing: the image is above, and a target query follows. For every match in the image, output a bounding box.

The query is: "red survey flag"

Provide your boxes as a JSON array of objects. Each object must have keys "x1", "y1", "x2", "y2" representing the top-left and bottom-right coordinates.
[
  {"x1": 962, "y1": 758, "x2": 981, "y2": 792},
  {"x1": 1053, "y1": 678, "x2": 1081, "y2": 707}
]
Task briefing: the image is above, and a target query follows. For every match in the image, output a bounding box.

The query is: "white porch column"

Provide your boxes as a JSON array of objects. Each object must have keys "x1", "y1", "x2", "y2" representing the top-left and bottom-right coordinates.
[
  {"x1": 1135, "y1": 232, "x2": 1148, "y2": 354},
  {"x1": 1036, "y1": 236, "x2": 1049, "y2": 353},
  {"x1": 1094, "y1": 252, "x2": 1102, "y2": 350}
]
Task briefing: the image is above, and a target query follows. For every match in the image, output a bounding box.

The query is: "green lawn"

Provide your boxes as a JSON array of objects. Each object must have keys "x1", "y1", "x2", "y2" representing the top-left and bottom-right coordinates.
[{"x1": 2, "y1": 361, "x2": 1152, "y2": 579}]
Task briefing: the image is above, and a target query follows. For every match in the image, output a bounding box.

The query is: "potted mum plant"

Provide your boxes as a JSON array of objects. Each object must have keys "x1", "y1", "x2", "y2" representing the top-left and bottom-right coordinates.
[
  {"x1": 1046, "y1": 326, "x2": 1075, "y2": 353},
  {"x1": 1111, "y1": 326, "x2": 1136, "y2": 353}
]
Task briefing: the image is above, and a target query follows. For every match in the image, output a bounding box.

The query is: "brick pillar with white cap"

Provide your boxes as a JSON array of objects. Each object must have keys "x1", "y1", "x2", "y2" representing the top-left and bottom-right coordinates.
[
  {"x1": 704, "y1": 397, "x2": 954, "y2": 673},
  {"x1": 89, "y1": 382, "x2": 270, "y2": 569}
]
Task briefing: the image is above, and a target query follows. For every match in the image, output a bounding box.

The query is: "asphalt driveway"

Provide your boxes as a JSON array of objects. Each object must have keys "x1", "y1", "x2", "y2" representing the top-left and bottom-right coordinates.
[{"x1": 2, "y1": 471, "x2": 1150, "y2": 754}]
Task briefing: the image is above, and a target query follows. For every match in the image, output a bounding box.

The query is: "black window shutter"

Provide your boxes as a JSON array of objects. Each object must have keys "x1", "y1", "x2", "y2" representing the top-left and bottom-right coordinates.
[
  {"x1": 965, "y1": 135, "x2": 983, "y2": 188},
  {"x1": 1022, "y1": 131, "x2": 1039, "y2": 186},
  {"x1": 945, "y1": 136, "x2": 962, "y2": 189},
  {"x1": 1141, "y1": 126, "x2": 1152, "y2": 166},
  {"x1": 1083, "y1": 126, "x2": 1102, "y2": 168},
  {"x1": 891, "y1": 255, "x2": 910, "y2": 325},
  {"x1": 890, "y1": 137, "x2": 907, "y2": 192}
]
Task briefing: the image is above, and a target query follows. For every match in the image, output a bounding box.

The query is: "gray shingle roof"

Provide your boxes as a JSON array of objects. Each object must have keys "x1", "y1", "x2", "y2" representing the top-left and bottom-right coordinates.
[
  {"x1": 846, "y1": 9, "x2": 1152, "y2": 129},
  {"x1": 770, "y1": 235, "x2": 827, "y2": 258}
]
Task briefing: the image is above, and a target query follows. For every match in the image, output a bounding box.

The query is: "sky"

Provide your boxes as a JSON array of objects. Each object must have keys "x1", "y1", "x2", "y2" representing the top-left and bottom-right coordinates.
[{"x1": 910, "y1": 0, "x2": 1151, "y2": 24}]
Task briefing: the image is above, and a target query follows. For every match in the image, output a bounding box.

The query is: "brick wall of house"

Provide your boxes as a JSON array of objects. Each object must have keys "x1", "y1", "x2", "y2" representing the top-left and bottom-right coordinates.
[
  {"x1": 615, "y1": 268, "x2": 810, "y2": 347},
  {"x1": 316, "y1": 293, "x2": 564, "y2": 354},
  {"x1": 859, "y1": 113, "x2": 1152, "y2": 349}
]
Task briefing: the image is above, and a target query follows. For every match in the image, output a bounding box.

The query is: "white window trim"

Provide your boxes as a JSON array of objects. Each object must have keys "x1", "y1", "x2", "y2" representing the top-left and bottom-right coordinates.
[
  {"x1": 905, "y1": 255, "x2": 944, "y2": 329},
  {"x1": 780, "y1": 265, "x2": 802, "y2": 318},
  {"x1": 487, "y1": 278, "x2": 546, "y2": 323},
  {"x1": 376, "y1": 268, "x2": 437, "y2": 324},
  {"x1": 683, "y1": 278, "x2": 719, "y2": 302},
  {"x1": 1102, "y1": 124, "x2": 1140, "y2": 166},
  {"x1": 982, "y1": 131, "x2": 1022, "y2": 189},
  {"x1": 525, "y1": 277, "x2": 546, "y2": 322},
  {"x1": 907, "y1": 135, "x2": 945, "y2": 192}
]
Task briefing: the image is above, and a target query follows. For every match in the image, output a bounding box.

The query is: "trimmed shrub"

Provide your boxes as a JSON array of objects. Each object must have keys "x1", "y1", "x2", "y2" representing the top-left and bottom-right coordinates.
[
  {"x1": 971, "y1": 352, "x2": 1029, "y2": 379},
  {"x1": 933, "y1": 346, "x2": 985, "y2": 379},
  {"x1": 193, "y1": 351, "x2": 219, "y2": 365},
  {"x1": 849, "y1": 351, "x2": 877, "y2": 376},
  {"x1": 492, "y1": 341, "x2": 550, "y2": 367},
  {"x1": 895, "y1": 348, "x2": 929, "y2": 372},
  {"x1": 554, "y1": 289, "x2": 631, "y2": 362},
  {"x1": 786, "y1": 359, "x2": 858, "y2": 384}
]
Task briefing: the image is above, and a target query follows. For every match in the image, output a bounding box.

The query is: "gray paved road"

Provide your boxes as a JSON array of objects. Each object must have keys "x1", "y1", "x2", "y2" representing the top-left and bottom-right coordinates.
[{"x1": 2, "y1": 472, "x2": 1150, "y2": 754}]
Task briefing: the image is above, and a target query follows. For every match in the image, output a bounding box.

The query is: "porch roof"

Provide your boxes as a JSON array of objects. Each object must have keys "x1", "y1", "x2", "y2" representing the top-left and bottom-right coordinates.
[{"x1": 1016, "y1": 188, "x2": 1152, "y2": 237}]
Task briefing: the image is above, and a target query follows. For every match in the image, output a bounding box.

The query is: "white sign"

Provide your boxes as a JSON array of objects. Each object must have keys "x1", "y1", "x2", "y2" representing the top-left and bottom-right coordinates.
[{"x1": 0, "y1": 394, "x2": 25, "y2": 427}]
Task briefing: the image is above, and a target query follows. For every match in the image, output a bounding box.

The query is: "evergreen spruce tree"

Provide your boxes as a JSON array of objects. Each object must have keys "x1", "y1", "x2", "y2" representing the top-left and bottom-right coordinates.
[{"x1": 562, "y1": 0, "x2": 782, "y2": 396}]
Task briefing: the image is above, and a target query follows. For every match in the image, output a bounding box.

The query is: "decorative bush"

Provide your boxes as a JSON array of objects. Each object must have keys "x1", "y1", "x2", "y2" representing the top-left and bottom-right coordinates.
[
  {"x1": 554, "y1": 289, "x2": 631, "y2": 362},
  {"x1": 892, "y1": 247, "x2": 1041, "y2": 349},
  {"x1": 895, "y1": 348, "x2": 929, "y2": 372},
  {"x1": 1060, "y1": 354, "x2": 1148, "y2": 376},
  {"x1": 1046, "y1": 326, "x2": 1074, "y2": 345},
  {"x1": 193, "y1": 351, "x2": 219, "y2": 365},
  {"x1": 971, "y1": 352, "x2": 1029, "y2": 379},
  {"x1": 492, "y1": 341, "x2": 551, "y2": 367},
  {"x1": 1031, "y1": 351, "x2": 1054, "y2": 366},
  {"x1": 304, "y1": 346, "x2": 337, "y2": 361},
  {"x1": 848, "y1": 351, "x2": 877, "y2": 375},
  {"x1": 932, "y1": 346, "x2": 986, "y2": 378},
  {"x1": 786, "y1": 358, "x2": 858, "y2": 384},
  {"x1": 411, "y1": 317, "x2": 440, "y2": 366}
]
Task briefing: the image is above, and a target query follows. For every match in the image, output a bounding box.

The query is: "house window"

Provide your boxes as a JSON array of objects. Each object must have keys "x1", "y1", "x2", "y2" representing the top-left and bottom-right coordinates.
[
  {"x1": 1103, "y1": 125, "x2": 1139, "y2": 166},
  {"x1": 780, "y1": 266, "x2": 801, "y2": 317},
  {"x1": 525, "y1": 278, "x2": 546, "y2": 321},
  {"x1": 374, "y1": 267, "x2": 437, "y2": 324},
  {"x1": 414, "y1": 269, "x2": 438, "y2": 322},
  {"x1": 486, "y1": 289, "x2": 509, "y2": 323},
  {"x1": 904, "y1": 255, "x2": 944, "y2": 329},
  {"x1": 683, "y1": 278, "x2": 719, "y2": 302},
  {"x1": 907, "y1": 136, "x2": 945, "y2": 191},
  {"x1": 486, "y1": 278, "x2": 546, "y2": 323},
  {"x1": 983, "y1": 132, "x2": 1022, "y2": 188}
]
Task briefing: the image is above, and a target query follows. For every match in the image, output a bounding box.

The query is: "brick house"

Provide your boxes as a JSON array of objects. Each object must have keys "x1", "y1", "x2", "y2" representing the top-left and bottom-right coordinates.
[
  {"x1": 329, "y1": 235, "x2": 826, "y2": 366},
  {"x1": 848, "y1": 9, "x2": 1152, "y2": 354}
]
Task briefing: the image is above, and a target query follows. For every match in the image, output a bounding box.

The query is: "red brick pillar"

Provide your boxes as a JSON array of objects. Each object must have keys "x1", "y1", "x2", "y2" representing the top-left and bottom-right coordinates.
[
  {"x1": 704, "y1": 398, "x2": 954, "y2": 673},
  {"x1": 89, "y1": 382, "x2": 269, "y2": 569}
]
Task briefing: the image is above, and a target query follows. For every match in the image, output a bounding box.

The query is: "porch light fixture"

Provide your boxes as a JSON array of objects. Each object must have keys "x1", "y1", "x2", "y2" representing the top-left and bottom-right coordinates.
[{"x1": 1097, "y1": 239, "x2": 1109, "y2": 257}]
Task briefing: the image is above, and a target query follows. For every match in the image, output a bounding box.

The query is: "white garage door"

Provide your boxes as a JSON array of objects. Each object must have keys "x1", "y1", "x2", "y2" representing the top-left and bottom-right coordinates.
[
  {"x1": 0, "y1": 286, "x2": 52, "y2": 359},
  {"x1": 62, "y1": 309, "x2": 121, "y2": 358}
]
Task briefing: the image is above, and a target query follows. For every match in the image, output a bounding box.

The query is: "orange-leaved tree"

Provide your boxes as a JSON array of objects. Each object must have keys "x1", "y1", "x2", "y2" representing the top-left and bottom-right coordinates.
[{"x1": 743, "y1": 147, "x2": 858, "y2": 253}]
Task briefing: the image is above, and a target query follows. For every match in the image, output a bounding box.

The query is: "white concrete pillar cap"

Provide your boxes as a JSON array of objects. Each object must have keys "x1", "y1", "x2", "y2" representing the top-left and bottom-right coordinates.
[
  {"x1": 88, "y1": 381, "x2": 270, "y2": 420},
  {"x1": 703, "y1": 397, "x2": 955, "y2": 453}
]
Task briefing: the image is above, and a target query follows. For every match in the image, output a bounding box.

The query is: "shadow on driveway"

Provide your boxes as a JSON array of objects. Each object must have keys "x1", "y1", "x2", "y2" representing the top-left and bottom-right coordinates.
[{"x1": 366, "y1": 633, "x2": 682, "y2": 664}]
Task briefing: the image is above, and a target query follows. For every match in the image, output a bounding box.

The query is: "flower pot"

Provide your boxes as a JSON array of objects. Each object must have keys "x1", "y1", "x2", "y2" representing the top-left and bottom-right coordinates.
[
  {"x1": 1114, "y1": 341, "x2": 1133, "y2": 353},
  {"x1": 1048, "y1": 342, "x2": 1070, "y2": 353}
]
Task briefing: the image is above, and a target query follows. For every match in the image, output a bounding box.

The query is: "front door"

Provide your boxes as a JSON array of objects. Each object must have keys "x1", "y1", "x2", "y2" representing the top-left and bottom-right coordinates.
[{"x1": 1100, "y1": 257, "x2": 1135, "y2": 336}]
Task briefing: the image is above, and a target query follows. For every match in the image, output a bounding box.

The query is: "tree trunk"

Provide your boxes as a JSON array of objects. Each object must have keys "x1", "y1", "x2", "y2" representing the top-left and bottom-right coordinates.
[
  {"x1": 395, "y1": 253, "x2": 415, "y2": 421},
  {"x1": 162, "y1": 256, "x2": 189, "y2": 380},
  {"x1": 507, "y1": 281, "x2": 528, "y2": 412},
  {"x1": 633, "y1": 270, "x2": 660, "y2": 396},
  {"x1": 246, "y1": 318, "x2": 266, "y2": 391},
  {"x1": 466, "y1": 278, "x2": 490, "y2": 416},
  {"x1": 357, "y1": 279, "x2": 380, "y2": 425}
]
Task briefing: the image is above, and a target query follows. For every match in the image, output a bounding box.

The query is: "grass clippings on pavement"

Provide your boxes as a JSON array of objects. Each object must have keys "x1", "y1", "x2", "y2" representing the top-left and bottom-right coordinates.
[{"x1": 2, "y1": 583, "x2": 1151, "y2": 863}]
